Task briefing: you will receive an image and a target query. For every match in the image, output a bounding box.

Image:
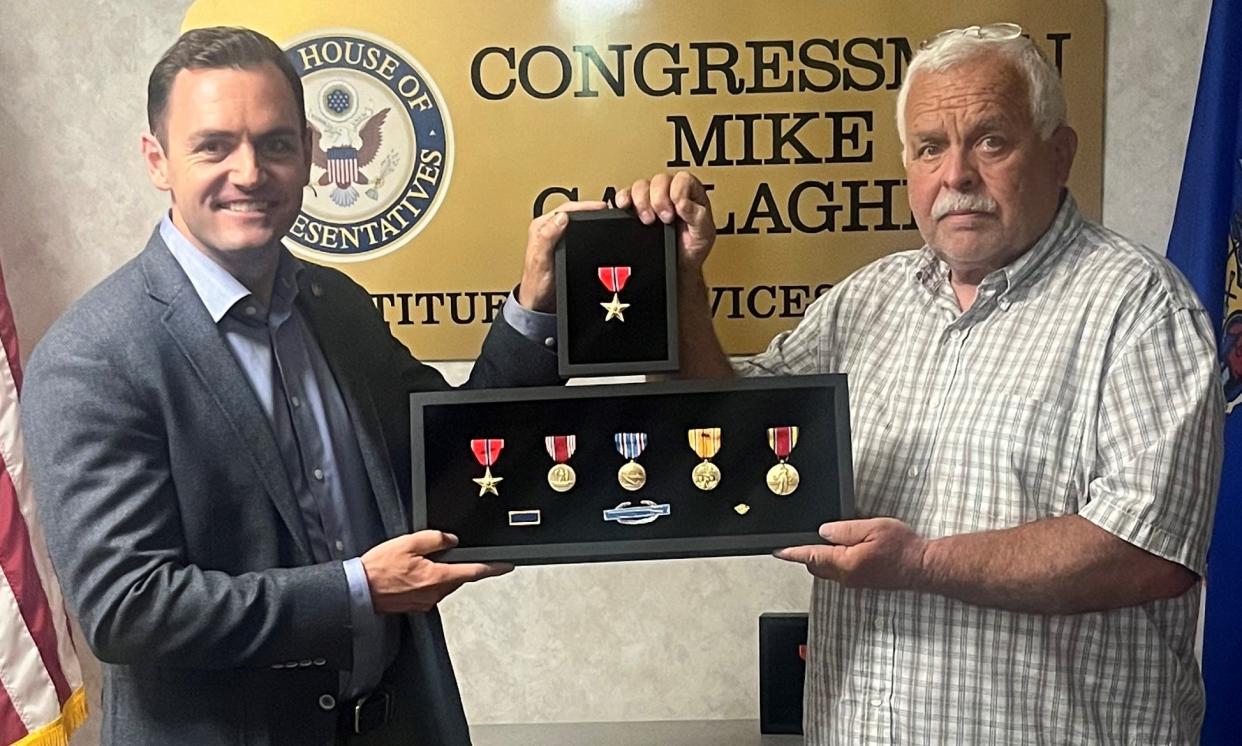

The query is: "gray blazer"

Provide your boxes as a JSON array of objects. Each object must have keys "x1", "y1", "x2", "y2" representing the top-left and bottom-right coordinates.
[{"x1": 20, "y1": 230, "x2": 559, "y2": 745}]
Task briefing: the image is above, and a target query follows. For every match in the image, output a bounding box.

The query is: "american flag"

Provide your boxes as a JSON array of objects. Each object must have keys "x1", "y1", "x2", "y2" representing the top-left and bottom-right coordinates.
[{"x1": 0, "y1": 261, "x2": 86, "y2": 745}]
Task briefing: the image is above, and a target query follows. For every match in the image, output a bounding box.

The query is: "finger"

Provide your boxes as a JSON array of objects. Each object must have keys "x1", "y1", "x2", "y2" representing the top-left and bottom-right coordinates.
[
  {"x1": 478, "y1": 562, "x2": 514, "y2": 579},
  {"x1": 630, "y1": 179, "x2": 654, "y2": 223},
  {"x1": 648, "y1": 172, "x2": 674, "y2": 223},
  {"x1": 437, "y1": 561, "x2": 512, "y2": 584},
  {"x1": 530, "y1": 210, "x2": 570, "y2": 247},
  {"x1": 543, "y1": 200, "x2": 608, "y2": 217},
  {"x1": 615, "y1": 188, "x2": 632, "y2": 209},
  {"x1": 670, "y1": 172, "x2": 713, "y2": 225},
  {"x1": 405, "y1": 530, "x2": 458, "y2": 555},
  {"x1": 773, "y1": 545, "x2": 825, "y2": 565},
  {"x1": 819, "y1": 519, "x2": 876, "y2": 546},
  {"x1": 775, "y1": 545, "x2": 848, "y2": 581}
]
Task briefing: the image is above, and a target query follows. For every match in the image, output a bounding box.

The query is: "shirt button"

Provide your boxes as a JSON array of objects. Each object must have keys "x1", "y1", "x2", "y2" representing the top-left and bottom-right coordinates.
[
  {"x1": 948, "y1": 328, "x2": 962, "y2": 340},
  {"x1": 907, "y1": 466, "x2": 919, "y2": 478},
  {"x1": 870, "y1": 696, "x2": 884, "y2": 707},
  {"x1": 291, "y1": 395, "x2": 301, "y2": 408},
  {"x1": 318, "y1": 694, "x2": 336, "y2": 711},
  {"x1": 243, "y1": 305, "x2": 257, "y2": 316},
  {"x1": 335, "y1": 539, "x2": 345, "y2": 552},
  {"x1": 543, "y1": 336, "x2": 555, "y2": 348},
  {"x1": 312, "y1": 468, "x2": 324, "y2": 481},
  {"x1": 873, "y1": 617, "x2": 886, "y2": 630}
]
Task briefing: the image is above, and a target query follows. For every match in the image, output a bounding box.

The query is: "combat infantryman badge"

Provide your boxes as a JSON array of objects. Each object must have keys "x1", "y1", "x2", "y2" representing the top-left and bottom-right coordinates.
[
  {"x1": 545, "y1": 435, "x2": 577, "y2": 492},
  {"x1": 470, "y1": 438, "x2": 504, "y2": 496},
  {"x1": 603, "y1": 500, "x2": 670, "y2": 525},
  {"x1": 598, "y1": 266, "x2": 632, "y2": 321},
  {"x1": 766, "y1": 426, "x2": 800, "y2": 496}
]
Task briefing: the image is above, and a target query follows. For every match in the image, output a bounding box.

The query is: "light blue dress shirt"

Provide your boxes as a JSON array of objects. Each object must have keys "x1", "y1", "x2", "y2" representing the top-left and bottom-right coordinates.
[{"x1": 160, "y1": 216, "x2": 554, "y2": 697}]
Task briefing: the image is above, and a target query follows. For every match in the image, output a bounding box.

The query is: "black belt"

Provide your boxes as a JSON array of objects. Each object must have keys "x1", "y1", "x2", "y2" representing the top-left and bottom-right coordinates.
[{"x1": 336, "y1": 688, "x2": 393, "y2": 737}]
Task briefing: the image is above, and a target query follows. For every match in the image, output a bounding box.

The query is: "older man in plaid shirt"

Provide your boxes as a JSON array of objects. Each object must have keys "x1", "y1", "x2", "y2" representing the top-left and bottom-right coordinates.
[{"x1": 618, "y1": 23, "x2": 1224, "y2": 746}]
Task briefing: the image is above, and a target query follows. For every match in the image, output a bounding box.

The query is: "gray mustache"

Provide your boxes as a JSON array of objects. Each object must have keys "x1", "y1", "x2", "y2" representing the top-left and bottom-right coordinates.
[{"x1": 932, "y1": 191, "x2": 998, "y2": 220}]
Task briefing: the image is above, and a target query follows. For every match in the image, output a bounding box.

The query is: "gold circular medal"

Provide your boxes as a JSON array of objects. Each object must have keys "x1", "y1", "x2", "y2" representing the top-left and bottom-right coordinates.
[
  {"x1": 547, "y1": 463, "x2": 576, "y2": 492},
  {"x1": 691, "y1": 461, "x2": 721, "y2": 491},
  {"x1": 766, "y1": 462, "x2": 800, "y2": 496},
  {"x1": 618, "y1": 460, "x2": 647, "y2": 491}
]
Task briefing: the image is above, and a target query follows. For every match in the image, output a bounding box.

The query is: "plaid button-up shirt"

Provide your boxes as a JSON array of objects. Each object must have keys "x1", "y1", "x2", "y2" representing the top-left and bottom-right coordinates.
[{"x1": 742, "y1": 195, "x2": 1223, "y2": 744}]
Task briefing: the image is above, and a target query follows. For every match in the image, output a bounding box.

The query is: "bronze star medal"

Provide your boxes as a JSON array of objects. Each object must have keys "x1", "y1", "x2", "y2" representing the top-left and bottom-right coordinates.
[
  {"x1": 470, "y1": 438, "x2": 505, "y2": 496},
  {"x1": 598, "y1": 266, "x2": 632, "y2": 322}
]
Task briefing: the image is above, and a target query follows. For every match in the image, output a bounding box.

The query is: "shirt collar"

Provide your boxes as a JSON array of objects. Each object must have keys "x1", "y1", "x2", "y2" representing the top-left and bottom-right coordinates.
[
  {"x1": 160, "y1": 214, "x2": 304, "y2": 324},
  {"x1": 910, "y1": 191, "x2": 1082, "y2": 298}
]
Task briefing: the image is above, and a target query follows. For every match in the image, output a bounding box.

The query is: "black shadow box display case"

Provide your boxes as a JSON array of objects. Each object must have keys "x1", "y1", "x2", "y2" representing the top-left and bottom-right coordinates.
[{"x1": 411, "y1": 374, "x2": 854, "y2": 564}]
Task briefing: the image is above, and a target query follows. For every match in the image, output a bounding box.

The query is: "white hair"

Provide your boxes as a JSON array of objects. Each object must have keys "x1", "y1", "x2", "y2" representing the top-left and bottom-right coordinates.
[{"x1": 895, "y1": 29, "x2": 1067, "y2": 152}]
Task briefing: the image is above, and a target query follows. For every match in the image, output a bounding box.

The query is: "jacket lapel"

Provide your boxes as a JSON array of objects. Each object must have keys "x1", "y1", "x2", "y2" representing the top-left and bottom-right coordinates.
[
  {"x1": 296, "y1": 274, "x2": 408, "y2": 538},
  {"x1": 138, "y1": 231, "x2": 315, "y2": 561}
]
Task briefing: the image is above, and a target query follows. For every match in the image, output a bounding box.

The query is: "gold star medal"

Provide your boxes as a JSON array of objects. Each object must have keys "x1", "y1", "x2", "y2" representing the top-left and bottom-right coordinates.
[
  {"x1": 765, "y1": 426, "x2": 800, "y2": 496},
  {"x1": 614, "y1": 432, "x2": 648, "y2": 491},
  {"x1": 688, "y1": 427, "x2": 722, "y2": 491},
  {"x1": 598, "y1": 266, "x2": 632, "y2": 322},
  {"x1": 545, "y1": 434, "x2": 577, "y2": 492},
  {"x1": 470, "y1": 438, "x2": 505, "y2": 496}
]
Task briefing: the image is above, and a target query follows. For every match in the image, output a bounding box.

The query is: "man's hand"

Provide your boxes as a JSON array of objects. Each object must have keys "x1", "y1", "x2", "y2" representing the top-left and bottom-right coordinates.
[
  {"x1": 615, "y1": 171, "x2": 716, "y2": 272},
  {"x1": 517, "y1": 200, "x2": 609, "y2": 312},
  {"x1": 360, "y1": 530, "x2": 513, "y2": 614},
  {"x1": 775, "y1": 518, "x2": 929, "y2": 590}
]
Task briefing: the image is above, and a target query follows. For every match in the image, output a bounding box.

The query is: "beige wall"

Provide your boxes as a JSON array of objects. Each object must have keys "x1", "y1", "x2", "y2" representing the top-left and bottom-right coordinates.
[{"x1": 0, "y1": 1, "x2": 1212, "y2": 741}]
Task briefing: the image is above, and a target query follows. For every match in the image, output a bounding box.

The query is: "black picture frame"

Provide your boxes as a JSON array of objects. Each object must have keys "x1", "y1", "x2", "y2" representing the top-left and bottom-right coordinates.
[
  {"x1": 410, "y1": 374, "x2": 855, "y2": 564},
  {"x1": 554, "y1": 208, "x2": 679, "y2": 377}
]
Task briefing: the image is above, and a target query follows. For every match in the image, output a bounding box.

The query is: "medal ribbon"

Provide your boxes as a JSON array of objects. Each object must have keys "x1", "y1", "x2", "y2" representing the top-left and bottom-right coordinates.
[
  {"x1": 597, "y1": 266, "x2": 632, "y2": 293},
  {"x1": 614, "y1": 432, "x2": 648, "y2": 460},
  {"x1": 688, "y1": 428, "x2": 721, "y2": 459},
  {"x1": 767, "y1": 427, "x2": 799, "y2": 459},
  {"x1": 470, "y1": 438, "x2": 504, "y2": 466},
  {"x1": 544, "y1": 435, "x2": 577, "y2": 463}
]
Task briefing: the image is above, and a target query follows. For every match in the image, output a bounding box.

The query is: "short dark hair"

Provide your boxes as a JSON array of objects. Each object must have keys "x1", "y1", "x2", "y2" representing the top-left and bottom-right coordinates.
[{"x1": 147, "y1": 26, "x2": 306, "y2": 145}]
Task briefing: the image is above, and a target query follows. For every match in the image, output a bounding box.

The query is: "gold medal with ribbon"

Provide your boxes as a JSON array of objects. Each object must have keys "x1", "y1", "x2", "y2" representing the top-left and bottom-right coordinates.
[
  {"x1": 687, "y1": 427, "x2": 722, "y2": 491},
  {"x1": 545, "y1": 434, "x2": 577, "y2": 492},
  {"x1": 614, "y1": 432, "x2": 648, "y2": 491},
  {"x1": 765, "y1": 426, "x2": 800, "y2": 496}
]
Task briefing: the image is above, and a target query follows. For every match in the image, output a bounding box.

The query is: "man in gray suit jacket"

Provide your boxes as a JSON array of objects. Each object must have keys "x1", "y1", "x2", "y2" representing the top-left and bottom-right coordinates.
[{"x1": 20, "y1": 27, "x2": 606, "y2": 745}]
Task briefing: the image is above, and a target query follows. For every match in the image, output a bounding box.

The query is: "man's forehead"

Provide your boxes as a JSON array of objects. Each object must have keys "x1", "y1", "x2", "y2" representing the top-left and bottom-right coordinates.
[
  {"x1": 165, "y1": 64, "x2": 300, "y2": 129},
  {"x1": 905, "y1": 60, "x2": 1031, "y2": 130},
  {"x1": 168, "y1": 64, "x2": 294, "y2": 108}
]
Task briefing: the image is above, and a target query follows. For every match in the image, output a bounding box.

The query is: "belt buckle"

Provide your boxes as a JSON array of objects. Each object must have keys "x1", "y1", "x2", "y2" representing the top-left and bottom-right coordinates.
[{"x1": 353, "y1": 690, "x2": 392, "y2": 735}]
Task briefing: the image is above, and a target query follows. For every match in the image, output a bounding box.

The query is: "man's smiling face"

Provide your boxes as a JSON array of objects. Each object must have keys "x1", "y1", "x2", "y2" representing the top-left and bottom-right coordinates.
[{"x1": 145, "y1": 62, "x2": 310, "y2": 263}]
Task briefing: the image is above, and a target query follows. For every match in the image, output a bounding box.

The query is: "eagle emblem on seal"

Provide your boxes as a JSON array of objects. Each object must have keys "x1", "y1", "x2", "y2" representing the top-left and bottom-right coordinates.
[{"x1": 310, "y1": 106, "x2": 390, "y2": 208}]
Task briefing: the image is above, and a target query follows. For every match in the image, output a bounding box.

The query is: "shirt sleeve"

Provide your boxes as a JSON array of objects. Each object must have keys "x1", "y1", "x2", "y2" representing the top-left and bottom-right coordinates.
[
  {"x1": 342, "y1": 556, "x2": 388, "y2": 684},
  {"x1": 1078, "y1": 306, "x2": 1224, "y2": 575},
  {"x1": 501, "y1": 291, "x2": 557, "y2": 348}
]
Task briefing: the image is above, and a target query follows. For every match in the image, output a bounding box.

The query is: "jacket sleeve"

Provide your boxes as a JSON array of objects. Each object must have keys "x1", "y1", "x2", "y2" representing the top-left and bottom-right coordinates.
[
  {"x1": 349, "y1": 277, "x2": 559, "y2": 392},
  {"x1": 20, "y1": 323, "x2": 355, "y2": 671}
]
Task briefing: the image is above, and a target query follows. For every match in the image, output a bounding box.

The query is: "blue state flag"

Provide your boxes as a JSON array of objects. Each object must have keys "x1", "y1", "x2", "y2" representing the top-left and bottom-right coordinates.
[{"x1": 1166, "y1": 0, "x2": 1242, "y2": 741}]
